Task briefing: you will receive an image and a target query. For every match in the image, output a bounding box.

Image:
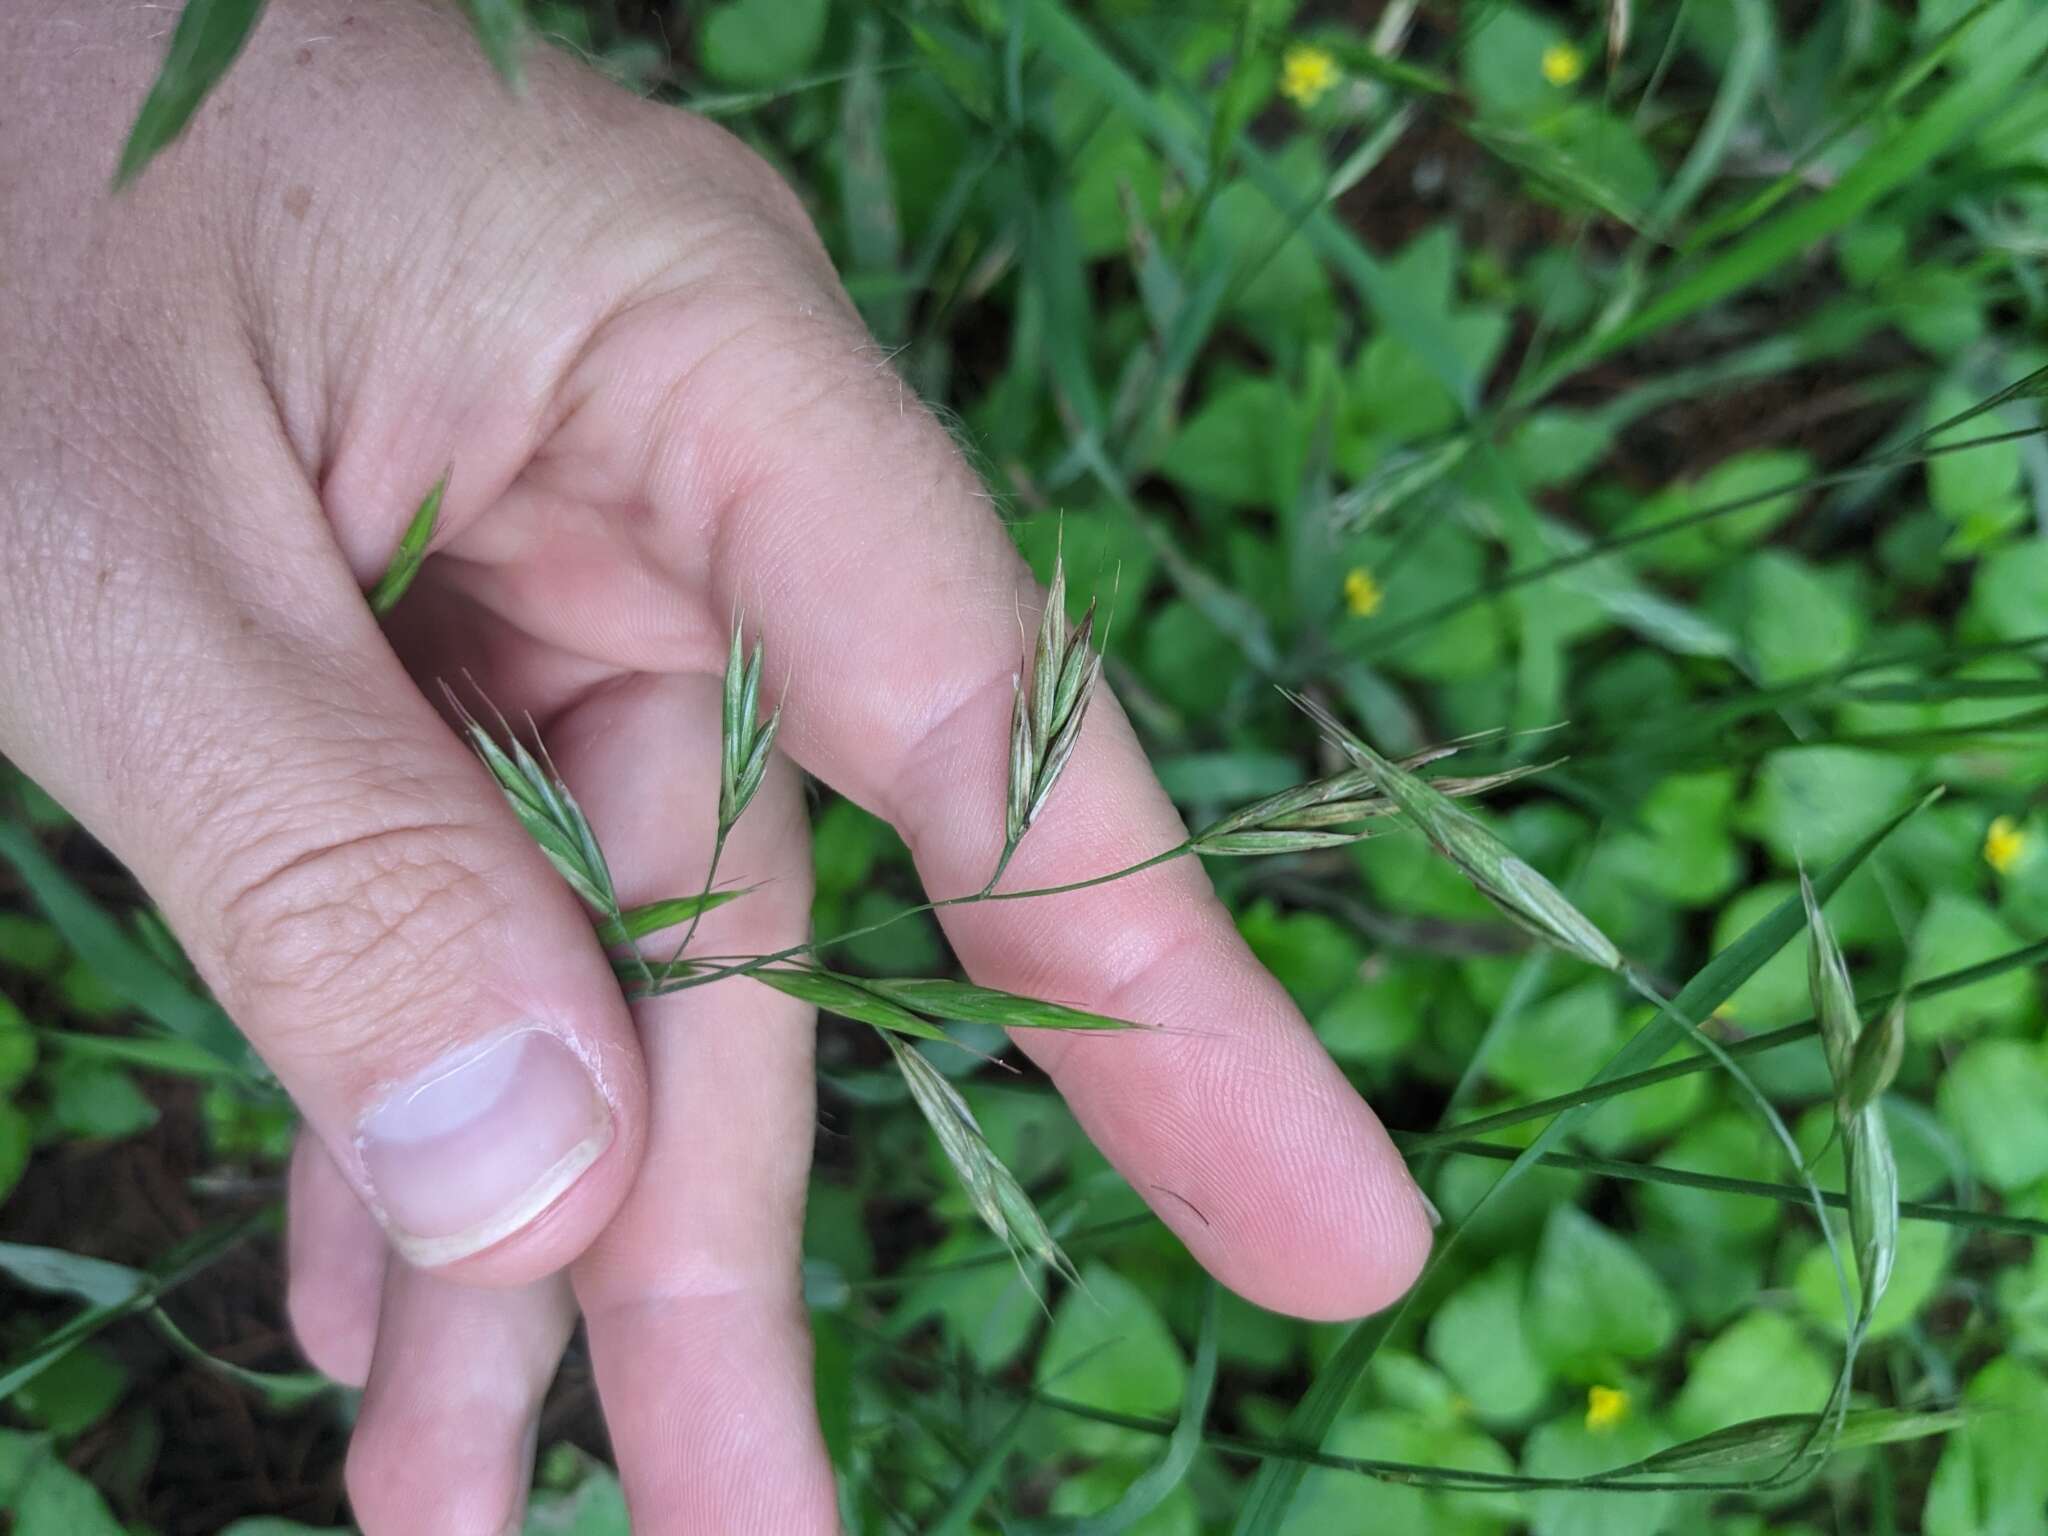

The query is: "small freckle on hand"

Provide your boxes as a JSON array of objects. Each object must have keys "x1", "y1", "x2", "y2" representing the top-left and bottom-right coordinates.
[
  {"x1": 295, "y1": 46, "x2": 314, "y2": 66},
  {"x1": 283, "y1": 185, "x2": 313, "y2": 222}
]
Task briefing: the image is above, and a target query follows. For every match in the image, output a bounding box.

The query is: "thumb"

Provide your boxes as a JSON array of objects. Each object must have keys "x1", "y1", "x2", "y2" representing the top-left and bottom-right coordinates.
[{"x1": 5, "y1": 448, "x2": 644, "y2": 1284}]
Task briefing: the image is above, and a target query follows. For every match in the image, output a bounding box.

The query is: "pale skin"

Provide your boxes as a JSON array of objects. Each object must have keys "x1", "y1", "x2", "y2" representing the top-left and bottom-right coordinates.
[{"x1": 0, "y1": 3, "x2": 1434, "y2": 1531}]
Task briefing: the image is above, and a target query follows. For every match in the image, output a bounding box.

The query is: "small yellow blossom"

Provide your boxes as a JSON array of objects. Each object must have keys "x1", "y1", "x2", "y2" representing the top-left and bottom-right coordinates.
[
  {"x1": 1541, "y1": 42, "x2": 1585, "y2": 87},
  {"x1": 1280, "y1": 44, "x2": 1341, "y2": 109},
  {"x1": 1585, "y1": 1385, "x2": 1629, "y2": 1433},
  {"x1": 1344, "y1": 566, "x2": 1384, "y2": 618},
  {"x1": 1985, "y1": 815, "x2": 2027, "y2": 875}
]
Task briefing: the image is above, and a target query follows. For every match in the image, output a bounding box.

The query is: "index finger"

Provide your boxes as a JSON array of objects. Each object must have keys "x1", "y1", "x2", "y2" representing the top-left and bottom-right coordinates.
[{"x1": 595, "y1": 296, "x2": 1434, "y2": 1320}]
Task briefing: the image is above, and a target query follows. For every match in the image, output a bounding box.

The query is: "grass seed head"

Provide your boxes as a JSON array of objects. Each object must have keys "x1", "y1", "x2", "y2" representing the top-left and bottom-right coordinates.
[
  {"x1": 883, "y1": 1031, "x2": 1076, "y2": 1288},
  {"x1": 1004, "y1": 547, "x2": 1102, "y2": 850},
  {"x1": 1841, "y1": 996, "x2": 1905, "y2": 1120},
  {"x1": 1798, "y1": 870, "x2": 1900, "y2": 1331},
  {"x1": 720, "y1": 621, "x2": 782, "y2": 833},
  {"x1": 449, "y1": 689, "x2": 616, "y2": 916},
  {"x1": 1287, "y1": 693, "x2": 1620, "y2": 971},
  {"x1": 1193, "y1": 760, "x2": 1550, "y2": 856}
]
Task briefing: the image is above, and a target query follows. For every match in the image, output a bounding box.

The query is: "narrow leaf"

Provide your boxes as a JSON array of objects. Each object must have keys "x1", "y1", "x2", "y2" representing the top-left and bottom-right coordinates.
[
  {"x1": 752, "y1": 968, "x2": 953, "y2": 1043},
  {"x1": 115, "y1": 0, "x2": 266, "y2": 188},
  {"x1": 1042, "y1": 1282, "x2": 1220, "y2": 1535},
  {"x1": 864, "y1": 978, "x2": 1143, "y2": 1032},
  {"x1": 595, "y1": 889, "x2": 749, "y2": 947},
  {"x1": 0, "y1": 821, "x2": 249, "y2": 1072},
  {"x1": 458, "y1": 0, "x2": 530, "y2": 86},
  {"x1": 0, "y1": 1243, "x2": 145, "y2": 1308}
]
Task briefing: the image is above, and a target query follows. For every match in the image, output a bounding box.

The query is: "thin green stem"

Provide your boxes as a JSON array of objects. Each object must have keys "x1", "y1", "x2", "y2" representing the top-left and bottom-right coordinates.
[
  {"x1": 1405, "y1": 938, "x2": 2048, "y2": 1151},
  {"x1": 658, "y1": 825, "x2": 729, "y2": 976},
  {"x1": 855, "y1": 1328, "x2": 1874, "y2": 1497},
  {"x1": 1414, "y1": 1139, "x2": 2048, "y2": 1238},
  {"x1": 978, "y1": 836, "x2": 1022, "y2": 898},
  {"x1": 1352, "y1": 424, "x2": 2048, "y2": 663},
  {"x1": 633, "y1": 842, "x2": 1195, "y2": 998}
]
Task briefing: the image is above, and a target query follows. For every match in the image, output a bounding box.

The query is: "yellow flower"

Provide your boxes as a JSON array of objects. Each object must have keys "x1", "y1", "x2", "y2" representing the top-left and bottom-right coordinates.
[
  {"x1": 1344, "y1": 566, "x2": 1384, "y2": 618},
  {"x1": 1585, "y1": 1385, "x2": 1629, "y2": 1433},
  {"x1": 1985, "y1": 815, "x2": 2027, "y2": 875},
  {"x1": 1280, "y1": 44, "x2": 1341, "y2": 109},
  {"x1": 1541, "y1": 42, "x2": 1585, "y2": 87}
]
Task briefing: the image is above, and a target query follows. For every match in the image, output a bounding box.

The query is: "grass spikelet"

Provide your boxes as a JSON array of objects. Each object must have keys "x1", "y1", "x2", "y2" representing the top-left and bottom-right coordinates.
[
  {"x1": 720, "y1": 620, "x2": 782, "y2": 835},
  {"x1": 995, "y1": 544, "x2": 1103, "y2": 890},
  {"x1": 449, "y1": 691, "x2": 615, "y2": 917},
  {"x1": 1193, "y1": 759, "x2": 1550, "y2": 856},
  {"x1": 1627, "y1": 1406, "x2": 1970, "y2": 1476},
  {"x1": 367, "y1": 473, "x2": 448, "y2": 617},
  {"x1": 883, "y1": 1031, "x2": 1078, "y2": 1289},
  {"x1": 1286, "y1": 693, "x2": 1621, "y2": 971},
  {"x1": 1800, "y1": 872, "x2": 1900, "y2": 1341}
]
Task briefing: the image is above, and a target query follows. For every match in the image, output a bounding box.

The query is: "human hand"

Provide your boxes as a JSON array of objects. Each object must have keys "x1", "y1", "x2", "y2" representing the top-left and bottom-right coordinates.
[{"x1": 0, "y1": 3, "x2": 1434, "y2": 1529}]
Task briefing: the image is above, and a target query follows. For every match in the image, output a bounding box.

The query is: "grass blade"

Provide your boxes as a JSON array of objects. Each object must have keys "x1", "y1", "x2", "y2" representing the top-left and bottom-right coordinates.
[
  {"x1": 1628, "y1": 1407, "x2": 1971, "y2": 1475},
  {"x1": 0, "y1": 1212, "x2": 266, "y2": 1400},
  {"x1": 1538, "y1": 7, "x2": 2048, "y2": 385},
  {"x1": 1651, "y1": 0, "x2": 1772, "y2": 233},
  {"x1": 862, "y1": 978, "x2": 1142, "y2": 1033},
  {"x1": 114, "y1": 0, "x2": 266, "y2": 188},
  {"x1": 0, "y1": 821, "x2": 250, "y2": 1073},
  {"x1": 924, "y1": 1398, "x2": 1035, "y2": 1536},
  {"x1": 595, "y1": 889, "x2": 749, "y2": 948},
  {"x1": 1038, "y1": 1282, "x2": 1220, "y2": 1535},
  {"x1": 751, "y1": 968, "x2": 954, "y2": 1043},
  {"x1": 457, "y1": 0, "x2": 529, "y2": 86}
]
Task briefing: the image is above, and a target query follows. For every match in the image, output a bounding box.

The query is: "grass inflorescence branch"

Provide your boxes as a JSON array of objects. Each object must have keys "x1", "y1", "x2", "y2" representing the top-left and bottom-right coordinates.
[{"x1": 451, "y1": 548, "x2": 1984, "y2": 1496}]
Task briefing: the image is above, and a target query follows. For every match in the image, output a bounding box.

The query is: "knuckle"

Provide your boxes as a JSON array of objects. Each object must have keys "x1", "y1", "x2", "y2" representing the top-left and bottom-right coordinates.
[{"x1": 211, "y1": 809, "x2": 506, "y2": 1054}]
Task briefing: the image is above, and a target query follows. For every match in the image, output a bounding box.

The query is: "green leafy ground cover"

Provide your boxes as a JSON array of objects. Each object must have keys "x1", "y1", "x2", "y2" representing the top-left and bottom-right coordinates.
[{"x1": 7, "y1": 0, "x2": 2048, "y2": 1531}]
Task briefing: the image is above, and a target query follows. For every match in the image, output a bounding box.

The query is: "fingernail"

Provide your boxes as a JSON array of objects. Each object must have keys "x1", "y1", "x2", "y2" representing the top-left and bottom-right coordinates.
[{"x1": 358, "y1": 1027, "x2": 612, "y2": 1265}]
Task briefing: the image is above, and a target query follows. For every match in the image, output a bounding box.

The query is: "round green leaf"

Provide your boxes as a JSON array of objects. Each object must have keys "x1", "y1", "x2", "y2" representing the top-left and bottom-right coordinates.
[
  {"x1": 1937, "y1": 1039, "x2": 2048, "y2": 1192},
  {"x1": 1529, "y1": 1207, "x2": 1679, "y2": 1377}
]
